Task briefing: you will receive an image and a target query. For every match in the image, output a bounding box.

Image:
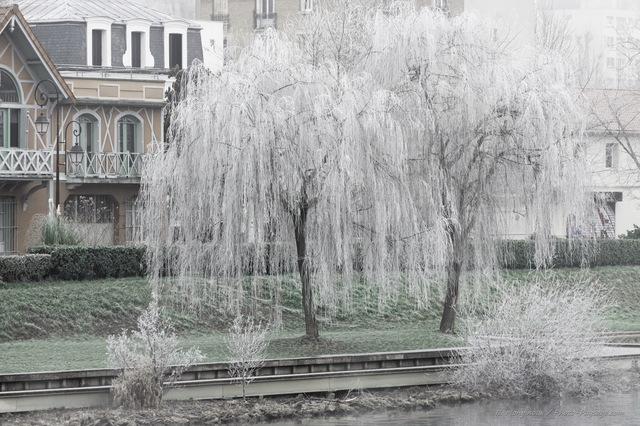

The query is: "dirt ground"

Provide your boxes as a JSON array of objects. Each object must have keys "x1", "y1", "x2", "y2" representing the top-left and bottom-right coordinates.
[{"x1": 0, "y1": 385, "x2": 481, "y2": 425}]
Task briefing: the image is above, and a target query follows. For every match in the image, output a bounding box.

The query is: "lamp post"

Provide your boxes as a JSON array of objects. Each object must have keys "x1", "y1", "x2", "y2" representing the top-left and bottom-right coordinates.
[
  {"x1": 34, "y1": 79, "x2": 61, "y2": 210},
  {"x1": 65, "y1": 120, "x2": 84, "y2": 173}
]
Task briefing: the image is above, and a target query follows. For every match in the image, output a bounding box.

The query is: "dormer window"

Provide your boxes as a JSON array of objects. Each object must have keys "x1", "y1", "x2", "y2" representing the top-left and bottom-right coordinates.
[
  {"x1": 163, "y1": 22, "x2": 189, "y2": 70},
  {"x1": 169, "y1": 34, "x2": 182, "y2": 69},
  {"x1": 131, "y1": 32, "x2": 143, "y2": 68},
  {"x1": 123, "y1": 20, "x2": 154, "y2": 68},
  {"x1": 86, "y1": 17, "x2": 113, "y2": 67},
  {"x1": 92, "y1": 30, "x2": 104, "y2": 66}
]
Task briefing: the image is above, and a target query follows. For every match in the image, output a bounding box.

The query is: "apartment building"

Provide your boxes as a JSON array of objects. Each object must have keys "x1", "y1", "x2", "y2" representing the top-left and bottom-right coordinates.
[{"x1": 198, "y1": 0, "x2": 457, "y2": 52}]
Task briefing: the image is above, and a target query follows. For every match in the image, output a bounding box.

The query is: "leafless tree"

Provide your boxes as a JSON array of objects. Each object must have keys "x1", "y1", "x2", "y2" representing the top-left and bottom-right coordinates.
[{"x1": 226, "y1": 315, "x2": 269, "y2": 400}]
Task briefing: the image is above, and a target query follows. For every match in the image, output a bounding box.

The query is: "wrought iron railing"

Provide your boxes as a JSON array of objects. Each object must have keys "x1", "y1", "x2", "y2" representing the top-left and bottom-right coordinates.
[{"x1": 0, "y1": 149, "x2": 52, "y2": 176}]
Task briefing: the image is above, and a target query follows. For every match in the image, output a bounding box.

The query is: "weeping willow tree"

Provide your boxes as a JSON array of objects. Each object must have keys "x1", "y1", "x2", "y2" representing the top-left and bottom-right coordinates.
[
  {"x1": 140, "y1": 23, "x2": 444, "y2": 339},
  {"x1": 140, "y1": 2, "x2": 592, "y2": 338},
  {"x1": 361, "y1": 6, "x2": 593, "y2": 333}
]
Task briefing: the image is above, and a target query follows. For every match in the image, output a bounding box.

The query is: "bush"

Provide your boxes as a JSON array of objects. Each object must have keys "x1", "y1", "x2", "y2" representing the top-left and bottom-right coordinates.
[
  {"x1": 452, "y1": 274, "x2": 618, "y2": 397},
  {"x1": 40, "y1": 215, "x2": 81, "y2": 246},
  {"x1": 499, "y1": 239, "x2": 640, "y2": 269},
  {"x1": 620, "y1": 224, "x2": 640, "y2": 239},
  {"x1": 107, "y1": 304, "x2": 204, "y2": 409},
  {"x1": 27, "y1": 245, "x2": 147, "y2": 280},
  {"x1": 593, "y1": 239, "x2": 640, "y2": 266},
  {"x1": 226, "y1": 315, "x2": 270, "y2": 399},
  {"x1": 0, "y1": 254, "x2": 52, "y2": 283}
]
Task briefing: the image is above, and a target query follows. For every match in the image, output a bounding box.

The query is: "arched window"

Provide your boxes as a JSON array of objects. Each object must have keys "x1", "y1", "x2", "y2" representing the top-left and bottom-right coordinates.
[
  {"x1": 117, "y1": 115, "x2": 141, "y2": 153},
  {"x1": 0, "y1": 69, "x2": 21, "y2": 148},
  {"x1": 78, "y1": 113, "x2": 98, "y2": 153}
]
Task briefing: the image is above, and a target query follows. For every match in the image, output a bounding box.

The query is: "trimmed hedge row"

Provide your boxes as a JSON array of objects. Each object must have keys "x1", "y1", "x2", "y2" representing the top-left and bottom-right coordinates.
[
  {"x1": 500, "y1": 239, "x2": 640, "y2": 269},
  {"x1": 19, "y1": 245, "x2": 147, "y2": 282},
  {"x1": 0, "y1": 254, "x2": 52, "y2": 282},
  {"x1": 2, "y1": 239, "x2": 639, "y2": 282}
]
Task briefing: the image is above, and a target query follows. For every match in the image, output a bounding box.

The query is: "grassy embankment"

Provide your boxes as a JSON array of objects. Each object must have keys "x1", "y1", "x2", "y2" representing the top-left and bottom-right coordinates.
[{"x1": 1, "y1": 266, "x2": 640, "y2": 374}]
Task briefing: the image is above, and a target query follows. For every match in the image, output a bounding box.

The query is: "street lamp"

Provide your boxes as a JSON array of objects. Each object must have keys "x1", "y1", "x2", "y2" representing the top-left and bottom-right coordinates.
[
  {"x1": 65, "y1": 120, "x2": 84, "y2": 172},
  {"x1": 34, "y1": 111, "x2": 49, "y2": 135},
  {"x1": 35, "y1": 79, "x2": 61, "y2": 210}
]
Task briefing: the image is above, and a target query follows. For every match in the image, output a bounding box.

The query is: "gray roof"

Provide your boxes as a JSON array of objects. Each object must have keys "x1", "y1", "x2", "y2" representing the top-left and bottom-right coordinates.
[{"x1": 16, "y1": 0, "x2": 197, "y2": 26}]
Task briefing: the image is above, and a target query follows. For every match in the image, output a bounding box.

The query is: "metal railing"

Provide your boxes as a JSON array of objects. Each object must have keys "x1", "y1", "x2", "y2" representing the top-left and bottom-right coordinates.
[
  {"x1": 56, "y1": 64, "x2": 168, "y2": 80},
  {"x1": 0, "y1": 149, "x2": 52, "y2": 176}
]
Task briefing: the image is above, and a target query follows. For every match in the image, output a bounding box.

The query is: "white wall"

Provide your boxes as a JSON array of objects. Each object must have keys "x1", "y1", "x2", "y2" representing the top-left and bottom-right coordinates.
[{"x1": 197, "y1": 20, "x2": 224, "y2": 71}]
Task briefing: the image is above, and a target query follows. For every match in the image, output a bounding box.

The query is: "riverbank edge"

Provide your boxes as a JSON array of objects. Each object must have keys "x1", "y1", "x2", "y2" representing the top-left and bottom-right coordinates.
[{"x1": 0, "y1": 385, "x2": 483, "y2": 425}]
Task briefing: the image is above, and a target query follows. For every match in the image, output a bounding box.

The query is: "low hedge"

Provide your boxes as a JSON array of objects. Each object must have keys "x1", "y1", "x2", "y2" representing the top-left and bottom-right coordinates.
[
  {"x1": 0, "y1": 254, "x2": 52, "y2": 283},
  {"x1": 26, "y1": 245, "x2": 147, "y2": 281},
  {"x1": 4, "y1": 238, "x2": 639, "y2": 282},
  {"x1": 499, "y1": 239, "x2": 640, "y2": 269}
]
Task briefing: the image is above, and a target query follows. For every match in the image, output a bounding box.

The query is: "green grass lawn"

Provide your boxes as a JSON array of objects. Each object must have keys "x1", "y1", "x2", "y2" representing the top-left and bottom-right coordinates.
[{"x1": 1, "y1": 266, "x2": 639, "y2": 374}]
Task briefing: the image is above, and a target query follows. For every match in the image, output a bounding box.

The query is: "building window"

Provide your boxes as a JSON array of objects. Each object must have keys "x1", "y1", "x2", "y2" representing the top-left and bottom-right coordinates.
[
  {"x1": 92, "y1": 30, "x2": 103, "y2": 66},
  {"x1": 300, "y1": 0, "x2": 313, "y2": 13},
  {"x1": 164, "y1": 22, "x2": 189, "y2": 70},
  {"x1": 118, "y1": 115, "x2": 141, "y2": 153},
  {"x1": 65, "y1": 195, "x2": 115, "y2": 224},
  {"x1": 617, "y1": 57, "x2": 626, "y2": 68},
  {"x1": 255, "y1": 0, "x2": 276, "y2": 29},
  {"x1": 0, "y1": 109, "x2": 20, "y2": 149},
  {"x1": 125, "y1": 197, "x2": 141, "y2": 243},
  {"x1": 0, "y1": 196, "x2": 16, "y2": 252},
  {"x1": 605, "y1": 143, "x2": 618, "y2": 168},
  {"x1": 131, "y1": 31, "x2": 142, "y2": 68},
  {"x1": 212, "y1": 0, "x2": 230, "y2": 25},
  {"x1": 0, "y1": 69, "x2": 21, "y2": 149},
  {"x1": 124, "y1": 20, "x2": 154, "y2": 68},
  {"x1": 169, "y1": 33, "x2": 183, "y2": 69},
  {"x1": 76, "y1": 113, "x2": 98, "y2": 174},
  {"x1": 87, "y1": 18, "x2": 112, "y2": 67},
  {"x1": 432, "y1": 0, "x2": 449, "y2": 12},
  {"x1": 607, "y1": 57, "x2": 614, "y2": 68},
  {"x1": 78, "y1": 114, "x2": 98, "y2": 153}
]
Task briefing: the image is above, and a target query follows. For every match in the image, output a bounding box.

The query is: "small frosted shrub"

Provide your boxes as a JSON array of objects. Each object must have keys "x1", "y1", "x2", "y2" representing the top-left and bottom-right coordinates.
[
  {"x1": 452, "y1": 273, "x2": 614, "y2": 398},
  {"x1": 226, "y1": 315, "x2": 270, "y2": 400},
  {"x1": 107, "y1": 304, "x2": 204, "y2": 408}
]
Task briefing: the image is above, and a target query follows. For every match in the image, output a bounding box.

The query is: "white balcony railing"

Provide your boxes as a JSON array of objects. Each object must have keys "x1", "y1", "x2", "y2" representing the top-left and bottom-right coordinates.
[
  {"x1": 67, "y1": 152, "x2": 146, "y2": 179},
  {"x1": 0, "y1": 149, "x2": 52, "y2": 176}
]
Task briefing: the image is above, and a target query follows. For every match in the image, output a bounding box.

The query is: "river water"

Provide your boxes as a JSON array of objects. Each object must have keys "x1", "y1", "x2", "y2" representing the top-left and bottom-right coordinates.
[{"x1": 269, "y1": 390, "x2": 640, "y2": 425}]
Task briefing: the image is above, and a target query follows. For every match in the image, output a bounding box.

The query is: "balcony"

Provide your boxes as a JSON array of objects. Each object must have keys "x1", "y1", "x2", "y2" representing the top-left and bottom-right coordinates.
[
  {"x1": 67, "y1": 152, "x2": 146, "y2": 181},
  {"x1": 0, "y1": 149, "x2": 52, "y2": 177},
  {"x1": 254, "y1": 12, "x2": 277, "y2": 30}
]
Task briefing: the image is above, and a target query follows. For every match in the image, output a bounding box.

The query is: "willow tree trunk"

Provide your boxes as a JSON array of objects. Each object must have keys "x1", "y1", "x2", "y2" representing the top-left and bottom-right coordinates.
[
  {"x1": 293, "y1": 206, "x2": 319, "y2": 339},
  {"x1": 439, "y1": 229, "x2": 464, "y2": 334}
]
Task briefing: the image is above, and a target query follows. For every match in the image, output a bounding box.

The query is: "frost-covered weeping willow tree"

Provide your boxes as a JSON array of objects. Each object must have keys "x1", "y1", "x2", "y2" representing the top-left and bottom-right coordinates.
[
  {"x1": 360, "y1": 5, "x2": 592, "y2": 332},
  {"x1": 139, "y1": 18, "x2": 445, "y2": 339},
  {"x1": 140, "y1": 1, "x2": 592, "y2": 338}
]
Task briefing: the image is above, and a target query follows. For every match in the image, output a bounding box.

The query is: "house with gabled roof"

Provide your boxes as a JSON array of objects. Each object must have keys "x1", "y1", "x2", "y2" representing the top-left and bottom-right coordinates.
[
  {"x1": 0, "y1": 1, "x2": 202, "y2": 252},
  {"x1": 582, "y1": 89, "x2": 640, "y2": 238}
]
